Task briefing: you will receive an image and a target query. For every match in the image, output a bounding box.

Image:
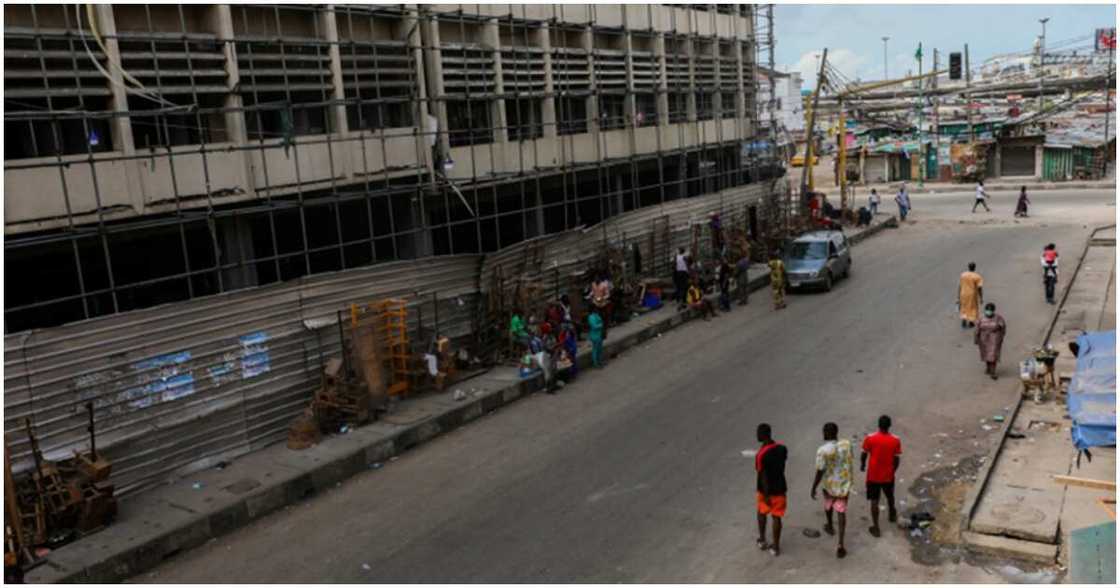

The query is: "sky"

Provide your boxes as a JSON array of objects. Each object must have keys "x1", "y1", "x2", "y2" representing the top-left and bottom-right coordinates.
[{"x1": 773, "y1": 3, "x2": 1117, "y2": 89}]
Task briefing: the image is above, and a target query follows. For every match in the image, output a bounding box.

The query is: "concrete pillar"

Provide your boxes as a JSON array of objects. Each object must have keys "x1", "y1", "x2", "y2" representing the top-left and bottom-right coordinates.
[
  {"x1": 993, "y1": 143, "x2": 1002, "y2": 178},
  {"x1": 420, "y1": 13, "x2": 450, "y2": 157},
  {"x1": 582, "y1": 28, "x2": 599, "y2": 135},
  {"x1": 483, "y1": 19, "x2": 508, "y2": 144},
  {"x1": 1034, "y1": 145, "x2": 1044, "y2": 179},
  {"x1": 405, "y1": 8, "x2": 434, "y2": 175},
  {"x1": 210, "y1": 6, "x2": 247, "y2": 146},
  {"x1": 93, "y1": 5, "x2": 134, "y2": 154},
  {"x1": 320, "y1": 6, "x2": 350, "y2": 136},
  {"x1": 218, "y1": 216, "x2": 258, "y2": 290},
  {"x1": 654, "y1": 35, "x2": 669, "y2": 127},
  {"x1": 536, "y1": 25, "x2": 557, "y2": 139}
]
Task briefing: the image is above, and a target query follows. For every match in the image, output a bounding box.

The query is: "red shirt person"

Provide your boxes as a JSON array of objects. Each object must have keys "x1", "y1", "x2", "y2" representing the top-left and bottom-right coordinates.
[{"x1": 860, "y1": 415, "x2": 901, "y2": 537}]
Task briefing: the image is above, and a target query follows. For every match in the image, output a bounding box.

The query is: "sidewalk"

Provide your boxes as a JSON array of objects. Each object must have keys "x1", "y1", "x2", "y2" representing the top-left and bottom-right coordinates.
[
  {"x1": 961, "y1": 225, "x2": 1116, "y2": 566},
  {"x1": 23, "y1": 215, "x2": 899, "y2": 583},
  {"x1": 816, "y1": 179, "x2": 1115, "y2": 197}
]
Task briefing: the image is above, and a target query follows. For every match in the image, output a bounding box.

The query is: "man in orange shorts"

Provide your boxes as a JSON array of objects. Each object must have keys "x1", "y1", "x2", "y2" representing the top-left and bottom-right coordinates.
[{"x1": 755, "y1": 423, "x2": 788, "y2": 556}]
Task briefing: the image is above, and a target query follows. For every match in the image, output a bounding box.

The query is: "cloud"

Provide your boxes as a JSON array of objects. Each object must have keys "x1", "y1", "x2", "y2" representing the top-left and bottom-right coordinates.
[{"x1": 791, "y1": 48, "x2": 868, "y2": 88}]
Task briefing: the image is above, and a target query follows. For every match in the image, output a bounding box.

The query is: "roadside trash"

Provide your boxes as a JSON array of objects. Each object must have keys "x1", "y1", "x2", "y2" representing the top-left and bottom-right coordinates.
[
  {"x1": 1007, "y1": 432, "x2": 1026, "y2": 439},
  {"x1": 192, "y1": 482, "x2": 203, "y2": 490},
  {"x1": 740, "y1": 449, "x2": 757, "y2": 458},
  {"x1": 981, "y1": 425, "x2": 993, "y2": 431},
  {"x1": 215, "y1": 461, "x2": 230, "y2": 470},
  {"x1": 390, "y1": 456, "x2": 399, "y2": 462},
  {"x1": 802, "y1": 528, "x2": 821, "y2": 538},
  {"x1": 453, "y1": 389, "x2": 466, "y2": 401},
  {"x1": 362, "y1": 564, "x2": 371, "y2": 571},
  {"x1": 370, "y1": 463, "x2": 383, "y2": 470},
  {"x1": 918, "y1": 520, "x2": 932, "y2": 528},
  {"x1": 910, "y1": 528, "x2": 924, "y2": 538},
  {"x1": 34, "y1": 547, "x2": 51, "y2": 558},
  {"x1": 992, "y1": 415, "x2": 1005, "y2": 422},
  {"x1": 340, "y1": 425, "x2": 350, "y2": 434},
  {"x1": 908, "y1": 512, "x2": 936, "y2": 529}
]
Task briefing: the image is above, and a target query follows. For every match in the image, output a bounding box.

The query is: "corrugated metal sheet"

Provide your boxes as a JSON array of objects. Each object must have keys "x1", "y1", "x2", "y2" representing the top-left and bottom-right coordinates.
[
  {"x1": 480, "y1": 180, "x2": 785, "y2": 301},
  {"x1": 3, "y1": 255, "x2": 481, "y2": 496},
  {"x1": 1, "y1": 179, "x2": 786, "y2": 499}
]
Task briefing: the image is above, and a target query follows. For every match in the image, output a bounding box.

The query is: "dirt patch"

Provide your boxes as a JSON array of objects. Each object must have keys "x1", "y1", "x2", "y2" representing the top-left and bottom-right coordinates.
[{"x1": 903, "y1": 454, "x2": 985, "y2": 566}]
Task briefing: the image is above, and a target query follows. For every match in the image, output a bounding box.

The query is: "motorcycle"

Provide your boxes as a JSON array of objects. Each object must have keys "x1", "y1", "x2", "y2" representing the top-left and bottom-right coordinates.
[{"x1": 1043, "y1": 263, "x2": 1058, "y2": 304}]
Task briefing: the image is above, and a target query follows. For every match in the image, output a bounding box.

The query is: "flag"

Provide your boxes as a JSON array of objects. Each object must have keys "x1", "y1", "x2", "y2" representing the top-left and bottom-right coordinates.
[{"x1": 915, "y1": 42, "x2": 922, "y2": 61}]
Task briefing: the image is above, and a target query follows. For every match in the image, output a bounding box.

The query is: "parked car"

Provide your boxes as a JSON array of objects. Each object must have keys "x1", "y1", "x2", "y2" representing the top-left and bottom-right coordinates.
[{"x1": 783, "y1": 230, "x2": 852, "y2": 292}]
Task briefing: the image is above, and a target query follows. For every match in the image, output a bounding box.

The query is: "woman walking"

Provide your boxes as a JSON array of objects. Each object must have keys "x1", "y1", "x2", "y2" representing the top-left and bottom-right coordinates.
[
  {"x1": 974, "y1": 303, "x2": 1007, "y2": 380},
  {"x1": 1014, "y1": 186, "x2": 1030, "y2": 218}
]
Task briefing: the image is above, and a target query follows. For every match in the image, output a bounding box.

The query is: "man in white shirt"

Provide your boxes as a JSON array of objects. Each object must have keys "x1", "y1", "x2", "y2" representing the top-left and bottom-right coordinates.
[
  {"x1": 868, "y1": 189, "x2": 880, "y2": 215},
  {"x1": 971, "y1": 180, "x2": 991, "y2": 212},
  {"x1": 673, "y1": 247, "x2": 689, "y2": 310}
]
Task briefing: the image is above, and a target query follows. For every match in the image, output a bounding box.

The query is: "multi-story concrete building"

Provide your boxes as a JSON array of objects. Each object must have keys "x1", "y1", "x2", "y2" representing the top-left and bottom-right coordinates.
[{"x1": 4, "y1": 3, "x2": 765, "y2": 333}]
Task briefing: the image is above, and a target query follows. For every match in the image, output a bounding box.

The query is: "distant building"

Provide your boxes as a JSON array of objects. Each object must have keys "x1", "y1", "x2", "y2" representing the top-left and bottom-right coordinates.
[{"x1": 756, "y1": 67, "x2": 804, "y2": 140}]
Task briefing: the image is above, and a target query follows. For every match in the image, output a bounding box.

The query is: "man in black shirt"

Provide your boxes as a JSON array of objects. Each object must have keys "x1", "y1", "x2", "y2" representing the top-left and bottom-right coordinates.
[{"x1": 755, "y1": 423, "x2": 788, "y2": 556}]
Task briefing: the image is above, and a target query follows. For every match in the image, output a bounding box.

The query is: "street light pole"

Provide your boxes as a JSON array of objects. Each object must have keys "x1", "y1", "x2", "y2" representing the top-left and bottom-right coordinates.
[
  {"x1": 882, "y1": 36, "x2": 890, "y2": 79},
  {"x1": 1038, "y1": 17, "x2": 1049, "y2": 113}
]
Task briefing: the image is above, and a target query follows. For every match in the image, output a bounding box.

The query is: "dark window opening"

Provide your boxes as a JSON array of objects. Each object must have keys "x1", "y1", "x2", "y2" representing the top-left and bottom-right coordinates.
[
  {"x1": 347, "y1": 98, "x2": 415, "y2": 131},
  {"x1": 130, "y1": 95, "x2": 227, "y2": 149},
  {"x1": 696, "y1": 91, "x2": 714, "y2": 121},
  {"x1": 668, "y1": 93, "x2": 688, "y2": 124},
  {"x1": 506, "y1": 98, "x2": 543, "y2": 141},
  {"x1": 721, "y1": 92, "x2": 737, "y2": 119},
  {"x1": 635, "y1": 93, "x2": 658, "y2": 127},
  {"x1": 599, "y1": 94, "x2": 626, "y2": 131},
  {"x1": 556, "y1": 96, "x2": 588, "y2": 135},
  {"x1": 447, "y1": 99, "x2": 493, "y2": 147},
  {"x1": 4, "y1": 97, "x2": 113, "y2": 160},
  {"x1": 244, "y1": 92, "x2": 331, "y2": 141}
]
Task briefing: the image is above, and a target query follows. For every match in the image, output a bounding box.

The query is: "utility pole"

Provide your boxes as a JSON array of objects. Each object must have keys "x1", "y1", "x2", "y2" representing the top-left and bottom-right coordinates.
[
  {"x1": 1038, "y1": 17, "x2": 1049, "y2": 114},
  {"x1": 882, "y1": 36, "x2": 890, "y2": 80},
  {"x1": 800, "y1": 48, "x2": 828, "y2": 210},
  {"x1": 917, "y1": 42, "x2": 924, "y2": 186},
  {"x1": 1105, "y1": 37, "x2": 1114, "y2": 177},
  {"x1": 965, "y1": 44, "x2": 974, "y2": 144},
  {"x1": 933, "y1": 48, "x2": 940, "y2": 180}
]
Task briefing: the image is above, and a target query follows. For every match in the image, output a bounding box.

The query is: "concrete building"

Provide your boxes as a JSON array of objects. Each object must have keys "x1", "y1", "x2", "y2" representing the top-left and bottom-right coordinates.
[
  {"x1": 757, "y1": 67, "x2": 803, "y2": 138},
  {"x1": 4, "y1": 4, "x2": 767, "y2": 334}
]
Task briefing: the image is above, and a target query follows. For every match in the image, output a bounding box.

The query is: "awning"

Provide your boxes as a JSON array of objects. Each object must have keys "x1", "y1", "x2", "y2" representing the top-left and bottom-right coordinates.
[{"x1": 1067, "y1": 331, "x2": 1116, "y2": 451}]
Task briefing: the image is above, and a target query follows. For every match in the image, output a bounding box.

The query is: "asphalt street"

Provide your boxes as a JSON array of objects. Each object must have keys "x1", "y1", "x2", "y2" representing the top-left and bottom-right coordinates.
[{"x1": 136, "y1": 189, "x2": 1114, "y2": 584}]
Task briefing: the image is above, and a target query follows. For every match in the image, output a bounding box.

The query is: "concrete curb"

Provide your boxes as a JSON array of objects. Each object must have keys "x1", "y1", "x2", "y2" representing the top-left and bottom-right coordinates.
[
  {"x1": 958, "y1": 223, "x2": 1117, "y2": 559},
  {"x1": 27, "y1": 217, "x2": 898, "y2": 584},
  {"x1": 819, "y1": 182, "x2": 1115, "y2": 197}
]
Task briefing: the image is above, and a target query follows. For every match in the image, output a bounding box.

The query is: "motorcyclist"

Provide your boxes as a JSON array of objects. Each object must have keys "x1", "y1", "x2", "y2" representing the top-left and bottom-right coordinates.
[{"x1": 1041, "y1": 243, "x2": 1059, "y2": 304}]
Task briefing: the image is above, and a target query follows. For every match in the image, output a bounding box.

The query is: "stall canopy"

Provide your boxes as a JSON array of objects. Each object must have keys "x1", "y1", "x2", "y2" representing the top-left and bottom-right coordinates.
[{"x1": 1067, "y1": 330, "x2": 1116, "y2": 450}]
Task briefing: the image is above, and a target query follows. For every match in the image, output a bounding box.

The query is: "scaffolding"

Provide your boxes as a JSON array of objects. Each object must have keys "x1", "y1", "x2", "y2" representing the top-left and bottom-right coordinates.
[{"x1": 4, "y1": 4, "x2": 780, "y2": 335}]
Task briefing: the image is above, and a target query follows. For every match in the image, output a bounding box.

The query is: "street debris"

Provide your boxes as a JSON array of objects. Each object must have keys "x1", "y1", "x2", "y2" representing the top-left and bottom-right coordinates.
[
  {"x1": 370, "y1": 463, "x2": 383, "y2": 470},
  {"x1": 453, "y1": 389, "x2": 467, "y2": 401},
  {"x1": 802, "y1": 528, "x2": 821, "y2": 538},
  {"x1": 992, "y1": 415, "x2": 1005, "y2": 422},
  {"x1": 362, "y1": 563, "x2": 371, "y2": 571},
  {"x1": 192, "y1": 482, "x2": 203, "y2": 490}
]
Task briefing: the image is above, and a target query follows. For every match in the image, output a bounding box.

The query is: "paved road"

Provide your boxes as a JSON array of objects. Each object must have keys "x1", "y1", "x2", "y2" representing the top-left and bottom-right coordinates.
[{"x1": 137, "y1": 190, "x2": 1113, "y2": 584}]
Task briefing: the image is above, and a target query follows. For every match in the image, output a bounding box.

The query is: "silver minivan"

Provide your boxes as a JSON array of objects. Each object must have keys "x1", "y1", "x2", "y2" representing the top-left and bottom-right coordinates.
[{"x1": 783, "y1": 230, "x2": 852, "y2": 292}]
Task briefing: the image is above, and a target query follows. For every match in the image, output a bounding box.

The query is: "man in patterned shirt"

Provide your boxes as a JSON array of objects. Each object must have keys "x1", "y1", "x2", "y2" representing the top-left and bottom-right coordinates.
[{"x1": 811, "y1": 422, "x2": 854, "y2": 558}]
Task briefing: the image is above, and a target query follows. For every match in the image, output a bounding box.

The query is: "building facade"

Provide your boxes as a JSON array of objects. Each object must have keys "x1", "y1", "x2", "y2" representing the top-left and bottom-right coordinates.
[{"x1": 4, "y1": 3, "x2": 765, "y2": 333}]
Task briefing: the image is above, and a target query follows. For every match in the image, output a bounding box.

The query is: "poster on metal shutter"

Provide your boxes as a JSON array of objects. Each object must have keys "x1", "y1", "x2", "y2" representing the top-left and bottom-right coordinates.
[{"x1": 239, "y1": 331, "x2": 271, "y2": 379}]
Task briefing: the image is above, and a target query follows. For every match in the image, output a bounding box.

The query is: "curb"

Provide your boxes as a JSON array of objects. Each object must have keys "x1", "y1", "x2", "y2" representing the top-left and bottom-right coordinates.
[
  {"x1": 28, "y1": 218, "x2": 898, "y2": 584},
  {"x1": 958, "y1": 223, "x2": 1117, "y2": 558},
  {"x1": 819, "y1": 183, "x2": 1114, "y2": 196}
]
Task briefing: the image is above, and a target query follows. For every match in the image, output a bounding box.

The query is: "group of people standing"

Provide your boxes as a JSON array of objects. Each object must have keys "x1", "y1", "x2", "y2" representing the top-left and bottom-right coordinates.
[{"x1": 754, "y1": 416, "x2": 903, "y2": 559}]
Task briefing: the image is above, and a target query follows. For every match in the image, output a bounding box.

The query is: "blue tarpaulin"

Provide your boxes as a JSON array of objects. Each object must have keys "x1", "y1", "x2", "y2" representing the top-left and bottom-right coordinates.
[{"x1": 1067, "y1": 331, "x2": 1116, "y2": 450}]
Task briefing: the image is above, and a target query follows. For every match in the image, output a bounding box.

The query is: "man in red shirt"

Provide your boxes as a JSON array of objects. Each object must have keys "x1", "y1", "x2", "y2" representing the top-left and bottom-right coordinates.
[{"x1": 861, "y1": 415, "x2": 901, "y2": 538}]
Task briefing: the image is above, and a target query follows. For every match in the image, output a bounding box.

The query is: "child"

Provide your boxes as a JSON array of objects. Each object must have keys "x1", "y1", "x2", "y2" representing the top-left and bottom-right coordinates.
[{"x1": 588, "y1": 309, "x2": 605, "y2": 368}]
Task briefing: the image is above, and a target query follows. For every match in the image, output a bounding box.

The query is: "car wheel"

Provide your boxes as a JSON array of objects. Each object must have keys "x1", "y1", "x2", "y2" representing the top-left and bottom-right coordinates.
[{"x1": 823, "y1": 271, "x2": 833, "y2": 292}]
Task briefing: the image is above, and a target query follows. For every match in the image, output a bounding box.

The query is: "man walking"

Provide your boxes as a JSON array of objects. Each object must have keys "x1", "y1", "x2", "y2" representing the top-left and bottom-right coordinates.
[
  {"x1": 868, "y1": 188, "x2": 880, "y2": 216},
  {"x1": 736, "y1": 251, "x2": 751, "y2": 306},
  {"x1": 895, "y1": 183, "x2": 910, "y2": 221},
  {"x1": 971, "y1": 180, "x2": 991, "y2": 212},
  {"x1": 811, "y1": 422, "x2": 854, "y2": 558},
  {"x1": 674, "y1": 247, "x2": 689, "y2": 310},
  {"x1": 755, "y1": 423, "x2": 788, "y2": 557},
  {"x1": 958, "y1": 262, "x2": 984, "y2": 328},
  {"x1": 861, "y1": 415, "x2": 902, "y2": 538},
  {"x1": 768, "y1": 250, "x2": 787, "y2": 311}
]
